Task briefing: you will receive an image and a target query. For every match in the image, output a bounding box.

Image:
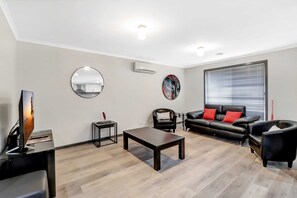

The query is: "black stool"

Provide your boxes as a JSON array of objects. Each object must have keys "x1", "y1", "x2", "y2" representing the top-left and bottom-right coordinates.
[{"x1": 0, "y1": 170, "x2": 49, "y2": 198}]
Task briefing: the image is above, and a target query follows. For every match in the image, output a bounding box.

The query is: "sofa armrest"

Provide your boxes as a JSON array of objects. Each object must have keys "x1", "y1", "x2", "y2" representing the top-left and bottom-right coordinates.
[
  {"x1": 233, "y1": 115, "x2": 260, "y2": 126},
  {"x1": 231, "y1": 115, "x2": 260, "y2": 133},
  {"x1": 186, "y1": 110, "x2": 203, "y2": 119}
]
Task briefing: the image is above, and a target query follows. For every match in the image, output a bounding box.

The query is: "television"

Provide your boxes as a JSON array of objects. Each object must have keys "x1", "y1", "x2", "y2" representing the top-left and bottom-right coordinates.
[
  {"x1": 18, "y1": 90, "x2": 34, "y2": 149},
  {"x1": 6, "y1": 90, "x2": 34, "y2": 154}
]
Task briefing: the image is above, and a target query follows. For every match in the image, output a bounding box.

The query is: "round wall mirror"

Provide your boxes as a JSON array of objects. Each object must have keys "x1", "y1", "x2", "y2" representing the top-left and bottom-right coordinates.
[
  {"x1": 162, "y1": 74, "x2": 180, "y2": 100},
  {"x1": 71, "y1": 66, "x2": 104, "y2": 98}
]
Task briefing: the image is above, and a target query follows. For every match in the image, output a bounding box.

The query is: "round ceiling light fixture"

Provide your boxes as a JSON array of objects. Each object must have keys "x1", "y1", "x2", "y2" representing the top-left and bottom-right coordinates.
[
  {"x1": 196, "y1": 47, "x2": 205, "y2": 57},
  {"x1": 137, "y1": 25, "x2": 147, "y2": 40}
]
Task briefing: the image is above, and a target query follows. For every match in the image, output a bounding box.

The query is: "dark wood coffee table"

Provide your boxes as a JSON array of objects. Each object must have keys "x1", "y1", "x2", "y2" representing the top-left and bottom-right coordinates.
[{"x1": 123, "y1": 127, "x2": 185, "y2": 171}]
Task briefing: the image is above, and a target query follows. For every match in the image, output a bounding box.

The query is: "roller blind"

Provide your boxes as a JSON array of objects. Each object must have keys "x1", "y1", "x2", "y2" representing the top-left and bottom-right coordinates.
[{"x1": 205, "y1": 61, "x2": 267, "y2": 120}]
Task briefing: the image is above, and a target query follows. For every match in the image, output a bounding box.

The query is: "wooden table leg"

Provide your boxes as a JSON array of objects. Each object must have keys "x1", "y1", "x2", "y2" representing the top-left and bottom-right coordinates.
[
  {"x1": 154, "y1": 149, "x2": 161, "y2": 171},
  {"x1": 98, "y1": 128, "x2": 101, "y2": 147},
  {"x1": 123, "y1": 133, "x2": 128, "y2": 150},
  {"x1": 179, "y1": 139, "x2": 185, "y2": 159},
  {"x1": 115, "y1": 124, "x2": 118, "y2": 143},
  {"x1": 91, "y1": 124, "x2": 93, "y2": 141}
]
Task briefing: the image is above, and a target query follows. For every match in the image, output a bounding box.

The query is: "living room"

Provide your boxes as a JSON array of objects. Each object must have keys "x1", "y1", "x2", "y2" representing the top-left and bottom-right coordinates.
[{"x1": 0, "y1": 0, "x2": 297, "y2": 197}]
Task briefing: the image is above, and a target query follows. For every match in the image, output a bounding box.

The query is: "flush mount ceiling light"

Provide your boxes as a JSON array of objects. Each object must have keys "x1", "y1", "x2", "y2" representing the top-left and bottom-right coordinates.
[
  {"x1": 137, "y1": 25, "x2": 147, "y2": 40},
  {"x1": 196, "y1": 47, "x2": 205, "y2": 57},
  {"x1": 84, "y1": 66, "x2": 90, "y2": 71}
]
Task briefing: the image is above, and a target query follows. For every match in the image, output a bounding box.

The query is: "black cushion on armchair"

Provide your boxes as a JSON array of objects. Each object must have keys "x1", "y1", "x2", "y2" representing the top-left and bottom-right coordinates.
[{"x1": 249, "y1": 120, "x2": 297, "y2": 168}]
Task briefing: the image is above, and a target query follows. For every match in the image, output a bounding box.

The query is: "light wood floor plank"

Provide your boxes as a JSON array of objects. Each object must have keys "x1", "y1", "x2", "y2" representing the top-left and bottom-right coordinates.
[{"x1": 56, "y1": 129, "x2": 297, "y2": 198}]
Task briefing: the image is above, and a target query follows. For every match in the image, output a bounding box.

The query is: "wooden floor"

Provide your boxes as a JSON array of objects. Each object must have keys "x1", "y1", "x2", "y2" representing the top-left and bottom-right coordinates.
[{"x1": 56, "y1": 129, "x2": 297, "y2": 198}]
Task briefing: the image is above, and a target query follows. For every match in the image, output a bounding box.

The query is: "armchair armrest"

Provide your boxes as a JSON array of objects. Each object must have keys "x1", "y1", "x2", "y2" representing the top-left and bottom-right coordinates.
[
  {"x1": 249, "y1": 120, "x2": 279, "y2": 136},
  {"x1": 172, "y1": 114, "x2": 177, "y2": 125},
  {"x1": 261, "y1": 129, "x2": 286, "y2": 159},
  {"x1": 186, "y1": 110, "x2": 203, "y2": 119}
]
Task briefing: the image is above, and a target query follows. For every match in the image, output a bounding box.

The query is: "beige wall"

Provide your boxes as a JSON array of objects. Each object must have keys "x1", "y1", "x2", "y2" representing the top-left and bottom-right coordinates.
[
  {"x1": 0, "y1": 7, "x2": 17, "y2": 151},
  {"x1": 16, "y1": 42, "x2": 185, "y2": 147},
  {"x1": 185, "y1": 47, "x2": 297, "y2": 121}
]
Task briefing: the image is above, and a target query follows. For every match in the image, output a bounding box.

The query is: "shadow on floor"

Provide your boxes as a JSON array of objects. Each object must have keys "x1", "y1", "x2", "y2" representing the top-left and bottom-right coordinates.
[{"x1": 128, "y1": 144, "x2": 182, "y2": 172}]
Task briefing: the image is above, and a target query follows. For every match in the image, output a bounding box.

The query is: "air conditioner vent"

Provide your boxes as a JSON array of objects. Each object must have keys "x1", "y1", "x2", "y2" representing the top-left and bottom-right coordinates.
[{"x1": 132, "y1": 62, "x2": 156, "y2": 74}]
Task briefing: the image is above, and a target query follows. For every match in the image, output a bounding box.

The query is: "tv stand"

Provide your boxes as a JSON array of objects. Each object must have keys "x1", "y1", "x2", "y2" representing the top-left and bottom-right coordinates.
[
  {"x1": 0, "y1": 130, "x2": 55, "y2": 197},
  {"x1": 30, "y1": 135, "x2": 49, "y2": 140},
  {"x1": 6, "y1": 145, "x2": 35, "y2": 155}
]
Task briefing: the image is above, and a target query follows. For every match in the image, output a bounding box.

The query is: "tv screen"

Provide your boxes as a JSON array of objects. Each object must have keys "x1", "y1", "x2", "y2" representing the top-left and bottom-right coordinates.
[{"x1": 18, "y1": 90, "x2": 34, "y2": 149}]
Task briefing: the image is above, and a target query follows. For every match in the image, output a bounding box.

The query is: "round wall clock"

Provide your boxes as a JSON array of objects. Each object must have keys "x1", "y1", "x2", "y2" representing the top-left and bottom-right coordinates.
[{"x1": 162, "y1": 74, "x2": 181, "y2": 100}]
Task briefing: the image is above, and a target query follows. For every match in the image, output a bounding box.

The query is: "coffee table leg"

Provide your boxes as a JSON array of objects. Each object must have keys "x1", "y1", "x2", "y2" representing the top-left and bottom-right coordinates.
[
  {"x1": 154, "y1": 149, "x2": 161, "y2": 171},
  {"x1": 179, "y1": 139, "x2": 185, "y2": 159},
  {"x1": 123, "y1": 133, "x2": 128, "y2": 150}
]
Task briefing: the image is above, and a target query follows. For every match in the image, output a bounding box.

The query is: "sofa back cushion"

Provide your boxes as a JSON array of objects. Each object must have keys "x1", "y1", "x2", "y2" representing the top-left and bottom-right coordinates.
[
  {"x1": 204, "y1": 104, "x2": 246, "y2": 121},
  {"x1": 215, "y1": 114, "x2": 226, "y2": 121},
  {"x1": 222, "y1": 105, "x2": 246, "y2": 117},
  {"x1": 205, "y1": 104, "x2": 223, "y2": 114}
]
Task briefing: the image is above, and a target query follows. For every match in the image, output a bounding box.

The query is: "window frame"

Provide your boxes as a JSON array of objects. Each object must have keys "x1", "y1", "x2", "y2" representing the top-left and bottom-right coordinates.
[{"x1": 203, "y1": 60, "x2": 268, "y2": 120}]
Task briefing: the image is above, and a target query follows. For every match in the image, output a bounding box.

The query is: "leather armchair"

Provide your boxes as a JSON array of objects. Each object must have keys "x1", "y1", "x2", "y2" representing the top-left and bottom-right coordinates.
[
  {"x1": 249, "y1": 120, "x2": 297, "y2": 168},
  {"x1": 153, "y1": 108, "x2": 177, "y2": 132}
]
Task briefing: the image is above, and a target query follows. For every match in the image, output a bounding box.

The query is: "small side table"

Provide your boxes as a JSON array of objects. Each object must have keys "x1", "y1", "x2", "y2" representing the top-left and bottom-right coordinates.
[
  {"x1": 176, "y1": 113, "x2": 185, "y2": 130},
  {"x1": 92, "y1": 121, "x2": 118, "y2": 147}
]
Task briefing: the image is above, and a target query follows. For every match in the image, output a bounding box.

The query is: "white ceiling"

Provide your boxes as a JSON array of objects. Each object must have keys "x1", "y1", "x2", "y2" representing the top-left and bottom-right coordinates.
[{"x1": 1, "y1": 0, "x2": 297, "y2": 68}]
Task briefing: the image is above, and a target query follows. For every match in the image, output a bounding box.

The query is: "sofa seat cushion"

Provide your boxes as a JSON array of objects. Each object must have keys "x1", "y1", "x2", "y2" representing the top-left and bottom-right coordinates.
[
  {"x1": 157, "y1": 119, "x2": 173, "y2": 124},
  {"x1": 210, "y1": 121, "x2": 247, "y2": 134},
  {"x1": 186, "y1": 119, "x2": 213, "y2": 127},
  {"x1": 249, "y1": 134, "x2": 262, "y2": 147}
]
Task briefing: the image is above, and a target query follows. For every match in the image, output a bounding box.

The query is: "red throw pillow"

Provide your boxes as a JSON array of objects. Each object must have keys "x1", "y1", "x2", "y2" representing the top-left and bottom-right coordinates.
[
  {"x1": 223, "y1": 111, "x2": 242, "y2": 124},
  {"x1": 203, "y1": 108, "x2": 217, "y2": 120}
]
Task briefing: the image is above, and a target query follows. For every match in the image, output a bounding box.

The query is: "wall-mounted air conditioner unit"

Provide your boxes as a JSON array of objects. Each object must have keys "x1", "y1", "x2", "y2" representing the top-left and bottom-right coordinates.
[{"x1": 132, "y1": 62, "x2": 156, "y2": 74}]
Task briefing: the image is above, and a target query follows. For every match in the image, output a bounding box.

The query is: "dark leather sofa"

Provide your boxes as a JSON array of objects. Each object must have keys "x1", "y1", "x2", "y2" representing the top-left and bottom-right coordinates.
[
  {"x1": 249, "y1": 120, "x2": 297, "y2": 167},
  {"x1": 185, "y1": 104, "x2": 260, "y2": 144}
]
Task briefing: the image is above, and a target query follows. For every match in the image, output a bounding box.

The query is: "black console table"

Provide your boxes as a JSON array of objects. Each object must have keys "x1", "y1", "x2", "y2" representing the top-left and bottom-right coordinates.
[
  {"x1": 0, "y1": 130, "x2": 56, "y2": 197},
  {"x1": 92, "y1": 121, "x2": 118, "y2": 147}
]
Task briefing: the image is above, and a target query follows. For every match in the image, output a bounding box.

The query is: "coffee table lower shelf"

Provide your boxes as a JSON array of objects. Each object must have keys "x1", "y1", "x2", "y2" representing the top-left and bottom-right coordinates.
[{"x1": 123, "y1": 127, "x2": 185, "y2": 171}]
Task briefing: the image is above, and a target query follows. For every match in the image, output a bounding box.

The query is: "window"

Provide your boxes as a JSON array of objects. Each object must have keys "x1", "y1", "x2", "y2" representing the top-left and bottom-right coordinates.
[{"x1": 204, "y1": 61, "x2": 267, "y2": 120}]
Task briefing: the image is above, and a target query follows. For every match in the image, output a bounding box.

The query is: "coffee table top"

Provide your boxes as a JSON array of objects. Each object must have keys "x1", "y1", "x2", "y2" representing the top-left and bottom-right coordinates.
[{"x1": 123, "y1": 127, "x2": 184, "y2": 147}]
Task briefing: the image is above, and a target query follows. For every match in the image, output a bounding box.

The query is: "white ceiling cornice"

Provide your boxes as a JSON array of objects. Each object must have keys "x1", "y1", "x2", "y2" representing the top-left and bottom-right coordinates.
[
  {"x1": 18, "y1": 38, "x2": 183, "y2": 68},
  {"x1": 185, "y1": 43, "x2": 297, "y2": 68},
  {"x1": 0, "y1": 0, "x2": 18, "y2": 40}
]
